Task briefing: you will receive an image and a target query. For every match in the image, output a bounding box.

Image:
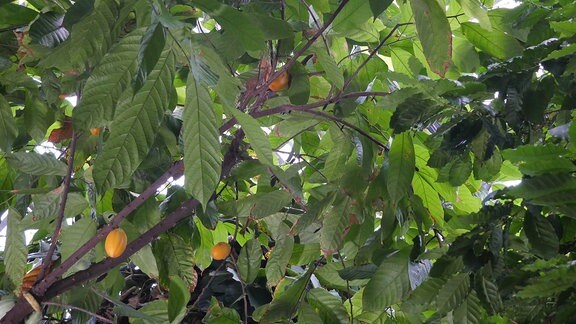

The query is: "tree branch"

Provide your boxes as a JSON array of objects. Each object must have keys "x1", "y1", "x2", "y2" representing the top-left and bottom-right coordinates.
[
  {"x1": 39, "y1": 132, "x2": 80, "y2": 282},
  {"x1": 31, "y1": 160, "x2": 185, "y2": 297}
]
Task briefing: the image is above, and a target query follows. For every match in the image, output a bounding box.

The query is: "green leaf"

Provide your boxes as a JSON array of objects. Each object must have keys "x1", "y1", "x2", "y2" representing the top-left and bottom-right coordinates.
[
  {"x1": 204, "y1": 300, "x2": 241, "y2": 324},
  {"x1": 237, "y1": 238, "x2": 262, "y2": 284},
  {"x1": 437, "y1": 155, "x2": 472, "y2": 187},
  {"x1": 0, "y1": 3, "x2": 37, "y2": 29},
  {"x1": 40, "y1": 0, "x2": 120, "y2": 69},
  {"x1": 363, "y1": 250, "x2": 409, "y2": 311},
  {"x1": 259, "y1": 265, "x2": 314, "y2": 322},
  {"x1": 0, "y1": 95, "x2": 17, "y2": 152},
  {"x1": 320, "y1": 196, "x2": 352, "y2": 255},
  {"x1": 5, "y1": 208, "x2": 27, "y2": 292},
  {"x1": 436, "y1": 273, "x2": 470, "y2": 314},
  {"x1": 224, "y1": 106, "x2": 274, "y2": 166},
  {"x1": 517, "y1": 267, "x2": 576, "y2": 298},
  {"x1": 93, "y1": 49, "x2": 175, "y2": 193},
  {"x1": 387, "y1": 132, "x2": 415, "y2": 204},
  {"x1": 524, "y1": 210, "x2": 559, "y2": 259},
  {"x1": 413, "y1": 169, "x2": 445, "y2": 225},
  {"x1": 508, "y1": 173, "x2": 576, "y2": 207},
  {"x1": 62, "y1": 0, "x2": 95, "y2": 29},
  {"x1": 266, "y1": 235, "x2": 294, "y2": 287},
  {"x1": 60, "y1": 217, "x2": 97, "y2": 274},
  {"x1": 503, "y1": 144, "x2": 569, "y2": 163},
  {"x1": 74, "y1": 28, "x2": 144, "y2": 130},
  {"x1": 131, "y1": 244, "x2": 160, "y2": 280},
  {"x1": 456, "y1": 0, "x2": 491, "y2": 31},
  {"x1": 286, "y1": 61, "x2": 310, "y2": 105},
  {"x1": 338, "y1": 264, "x2": 378, "y2": 280},
  {"x1": 21, "y1": 189, "x2": 88, "y2": 230},
  {"x1": 315, "y1": 47, "x2": 344, "y2": 90},
  {"x1": 461, "y1": 22, "x2": 523, "y2": 60},
  {"x1": 250, "y1": 190, "x2": 292, "y2": 219},
  {"x1": 6, "y1": 152, "x2": 67, "y2": 176},
  {"x1": 453, "y1": 291, "x2": 484, "y2": 324},
  {"x1": 481, "y1": 277, "x2": 502, "y2": 312},
  {"x1": 132, "y1": 300, "x2": 169, "y2": 324},
  {"x1": 191, "y1": 0, "x2": 264, "y2": 51},
  {"x1": 153, "y1": 234, "x2": 196, "y2": 290},
  {"x1": 306, "y1": 288, "x2": 349, "y2": 324},
  {"x1": 183, "y1": 73, "x2": 221, "y2": 207},
  {"x1": 168, "y1": 275, "x2": 190, "y2": 324},
  {"x1": 409, "y1": 0, "x2": 452, "y2": 77},
  {"x1": 24, "y1": 97, "x2": 54, "y2": 143},
  {"x1": 369, "y1": 0, "x2": 393, "y2": 19},
  {"x1": 133, "y1": 22, "x2": 166, "y2": 93},
  {"x1": 28, "y1": 12, "x2": 69, "y2": 48},
  {"x1": 332, "y1": 0, "x2": 372, "y2": 36},
  {"x1": 253, "y1": 14, "x2": 293, "y2": 40}
]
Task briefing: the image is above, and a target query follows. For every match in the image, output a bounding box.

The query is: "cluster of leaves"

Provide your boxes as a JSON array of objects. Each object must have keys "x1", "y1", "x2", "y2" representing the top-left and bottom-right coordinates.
[{"x1": 1, "y1": 0, "x2": 575, "y2": 322}]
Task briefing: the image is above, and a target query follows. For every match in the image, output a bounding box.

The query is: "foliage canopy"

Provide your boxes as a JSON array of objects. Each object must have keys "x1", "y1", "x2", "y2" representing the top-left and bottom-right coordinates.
[{"x1": 1, "y1": 0, "x2": 576, "y2": 322}]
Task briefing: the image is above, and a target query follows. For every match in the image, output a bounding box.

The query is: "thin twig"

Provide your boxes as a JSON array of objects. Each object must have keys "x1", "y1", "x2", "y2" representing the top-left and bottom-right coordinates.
[
  {"x1": 229, "y1": 252, "x2": 249, "y2": 324},
  {"x1": 341, "y1": 23, "x2": 412, "y2": 92},
  {"x1": 39, "y1": 132, "x2": 80, "y2": 281},
  {"x1": 256, "y1": 0, "x2": 351, "y2": 96},
  {"x1": 42, "y1": 301, "x2": 114, "y2": 323},
  {"x1": 189, "y1": 262, "x2": 227, "y2": 310},
  {"x1": 337, "y1": 252, "x2": 353, "y2": 322}
]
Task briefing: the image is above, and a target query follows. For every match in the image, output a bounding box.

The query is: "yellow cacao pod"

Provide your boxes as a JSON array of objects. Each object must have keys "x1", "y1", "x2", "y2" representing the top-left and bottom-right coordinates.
[
  {"x1": 210, "y1": 242, "x2": 231, "y2": 260},
  {"x1": 105, "y1": 228, "x2": 127, "y2": 258}
]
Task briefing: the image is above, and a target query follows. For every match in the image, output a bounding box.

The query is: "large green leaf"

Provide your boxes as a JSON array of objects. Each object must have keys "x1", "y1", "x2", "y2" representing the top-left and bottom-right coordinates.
[
  {"x1": 6, "y1": 152, "x2": 67, "y2": 176},
  {"x1": 436, "y1": 273, "x2": 470, "y2": 314},
  {"x1": 0, "y1": 3, "x2": 37, "y2": 29},
  {"x1": 40, "y1": 0, "x2": 120, "y2": 69},
  {"x1": 191, "y1": 0, "x2": 264, "y2": 51},
  {"x1": 332, "y1": 0, "x2": 372, "y2": 36},
  {"x1": 320, "y1": 196, "x2": 353, "y2": 255},
  {"x1": 237, "y1": 238, "x2": 262, "y2": 284},
  {"x1": 132, "y1": 300, "x2": 169, "y2": 324},
  {"x1": 133, "y1": 22, "x2": 166, "y2": 93},
  {"x1": 167, "y1": 275, "x2": 189, "y2": 324},
  {"x1": 508, "y1": 173, "x2": 576, "y2": 208},
  {"x1": 461, "y1": 22, "x2": 523, "y2": 60},
  {"x1": 60, "y1": 217, "x2": 97, "y2": 274},
  {"x1": 363, "y1": 250, "x2": 410, "y2": 312},
  {"x1": 183, "y1": 74, "x2": 221, "y2": 208},
  {"x1": 517, "y1": 267, "x2": 576, "y2": 298},
  {"x1": 265, "y1": 235, "x2": 294, "y2": 287},
  {"x1": 24, "y1": 97, "x2": 54, "y2": 143},
  {"x1": 153, "y1": 234, "x2": 196, "y2": 290},
  {"x1": 0, "y1": 95, "x2": 17, "y2": 152},
  {"x1": 524, "y1": 210, "x2": 559, "y2": 259},
  {"x1": 224, "y1": 106, "x2": 274, "y2": 166},
  {"x1": 5, "y1": 208, "x2": 27, "y2": 292},
  {"x1": 409, "y1": 0, "x2": 452, "y2": 77},
  {"x1": 387, "y1": 132, "x2": 415, "y2": 204},
  {"x1": 453, "y1": 291, "x2": 484, "y2": 324},
  {"x1": 93, "y1": 49, "x2": 175, "y2": 193},
  {"x1": 259, "y1": 266, "x2": 314, "y2": 322},
  {"x1": 457, "y1": 0, "x2": 491, "y2": 31},
  {"x1": 21, "y1": 189, "x2": 88, "y2": 230},
  {"x1": 306, "y1": 288, "x2": 349, "y2": 324},
  {"x1": 29, "y1": 12, "x2": 69, "y2": 48},
  {"x1": 74, "y1": 28, "x2": 144, "y2": 130}
]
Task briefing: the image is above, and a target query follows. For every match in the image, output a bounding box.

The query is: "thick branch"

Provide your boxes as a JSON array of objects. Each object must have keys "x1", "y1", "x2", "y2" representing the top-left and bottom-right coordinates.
[
  {"x1": 44, "y1": 198, "x2": 199, "y2": 299},
  {"x1": 31, "y1": 161, "x2": 185, "y2": 297}
]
